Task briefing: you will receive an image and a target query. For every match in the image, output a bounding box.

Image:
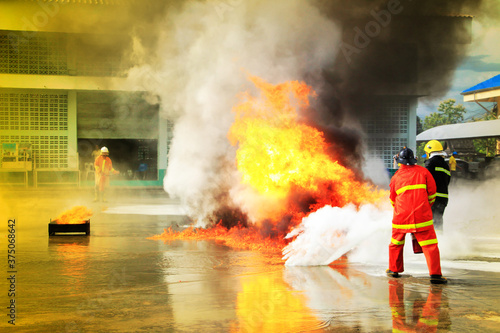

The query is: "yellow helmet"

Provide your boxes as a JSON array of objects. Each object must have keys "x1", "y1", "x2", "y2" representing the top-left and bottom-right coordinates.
[{"x1": 424, "y1": 140, "x2": 443, "y2": 154}]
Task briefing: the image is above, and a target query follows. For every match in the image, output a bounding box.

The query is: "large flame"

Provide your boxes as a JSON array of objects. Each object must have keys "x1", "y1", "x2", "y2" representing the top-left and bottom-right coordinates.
[
  {"x1": 229, "y1": 76, "x2": 384, "y2": 221},
  {"x1": 153, "y1": 75, "x2": 386, "y2": 253}
]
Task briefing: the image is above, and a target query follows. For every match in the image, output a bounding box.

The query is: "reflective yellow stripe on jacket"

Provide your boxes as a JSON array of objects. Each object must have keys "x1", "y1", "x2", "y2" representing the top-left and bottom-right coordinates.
[
  {"x1": 435, "y1": 167, "x2": 451, "y2": 177},
  {"x1": 395, "y1": 183, "x2": 435, "y2": 204},
  {"x1": 428, "y1": 193, "x2": 436, "y2": 204},
  {"x1": 396, "y1": 184, "x2": 427, "y2": 195},
  {"x1": 434, "y1": 167, "x2": 450, "y2": 199}
]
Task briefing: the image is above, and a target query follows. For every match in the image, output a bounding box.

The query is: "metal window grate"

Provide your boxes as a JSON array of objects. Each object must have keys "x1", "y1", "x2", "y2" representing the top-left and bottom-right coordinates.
[
  {"x1": 0, "y1": 91, "x2": 69, "y2": 169},
  {"x1": 361, "y1": 99, "x2": 410, "y2": 168},
  {"x1": 0, "y1": 93, "x2": 68, "y2": 131},
  {"x1": 138, "y1": 145, "x2": 150, "y2": 161},
  {"x1": 1, "y1": 30, "x2": 126, "y2": 77},
  {"x1": 75, "y1": 55, "x2": 125, "y2": 77},
  {"x1": 365, "y1": 137, "x2": 409, "y2": 168},
  {"x1": 361, "y1": 100, "x2": 409, "y2": 135},
  {"x1": 1, "y1": 135, "x2": 69, "y2": 169},
  {"x1": 0, "y1": 32, "x2": 68, "y2": 76}
]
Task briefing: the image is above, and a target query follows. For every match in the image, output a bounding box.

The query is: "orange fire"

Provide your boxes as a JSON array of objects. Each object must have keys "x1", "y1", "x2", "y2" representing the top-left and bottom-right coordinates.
[
  {"x1": 54, "y1": 206, "x2": 92, "y2": 224},
  {"x1": 153, "y1": 75, "x2": 386, "y2": 253},
  {"x1": 228, "y1": 76, "x2": 385, "y2": 220},
  {"x1": 149, "y1": 222, "x2": 286, "y2": 252}
]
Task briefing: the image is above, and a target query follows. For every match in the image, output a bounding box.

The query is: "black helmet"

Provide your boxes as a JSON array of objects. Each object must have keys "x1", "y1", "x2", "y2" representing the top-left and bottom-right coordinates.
[{"x1": 396, "y1": 147, "x2": 417, "y2": 165}]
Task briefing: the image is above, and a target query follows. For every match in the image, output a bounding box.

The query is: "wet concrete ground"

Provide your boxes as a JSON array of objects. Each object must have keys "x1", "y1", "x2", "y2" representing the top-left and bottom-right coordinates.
[{"x1": 1, "y1": 187, "x2": 500, "y2": 332}]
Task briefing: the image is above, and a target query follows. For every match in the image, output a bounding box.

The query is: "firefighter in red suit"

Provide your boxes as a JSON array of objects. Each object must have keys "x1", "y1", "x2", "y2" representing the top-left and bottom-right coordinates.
[
  {"x1": 94, "y1": 147, "x2": 119, "y2": 202},
  {"x1": 387, "y1": 147, "x2": 447, "y2": 284}
]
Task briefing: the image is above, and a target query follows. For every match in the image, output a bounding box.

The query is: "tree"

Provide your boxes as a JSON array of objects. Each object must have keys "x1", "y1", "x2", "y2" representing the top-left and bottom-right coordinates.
[
  {"x1": 419, "y1": 99, "x2": 467, "y2": 163},
  {"x1": 416, "y1": 141, "x2": 427, "y2": 166},
  {"x1": 423, "y1": 99, "x2": 466, "y2": 131},
  {"x1": 416, "y1": 116, "x2": 423, "y2": 135},
  {"x1": 473, "y1": 112, "x2": 498, "y2": 157}
]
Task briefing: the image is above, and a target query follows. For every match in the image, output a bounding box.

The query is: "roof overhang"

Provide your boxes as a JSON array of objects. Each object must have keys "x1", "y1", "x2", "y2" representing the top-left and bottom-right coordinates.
[
  {"x1": 461, "y1": 74, "x2": 500, "y2": 103},
  {"x1": 462, "y1": 88, "x2": 500, "y2": 103},
  {"x1": 416, "y1": 119, "x2": 500, "y2": 141}
]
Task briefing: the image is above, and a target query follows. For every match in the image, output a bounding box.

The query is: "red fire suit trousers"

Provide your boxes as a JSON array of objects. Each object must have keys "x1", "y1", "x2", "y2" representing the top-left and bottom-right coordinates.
[{"x1": 389, "y1": 228, "x2": 442, "y2": 276}]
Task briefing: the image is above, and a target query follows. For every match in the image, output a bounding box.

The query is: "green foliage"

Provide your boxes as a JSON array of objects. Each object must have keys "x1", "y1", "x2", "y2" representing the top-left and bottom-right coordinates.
[
  {"x1": 422, "y1": 99, "x2": 498, "y2": 158},
  {"x1": 472, "y1": 113, "x2": 498, "y2": 157},
  {"x1": 416, "y1": 142, "x2": 427, "y2": 165},
  {"x1": 423, "y1": 99, "x2": 466, "y2": 131},
  {"x1": 423, "y1": 113, "x2": 446, "y2": 130},
  {"x1": 473, "y1": 138, "x2": 497, "y2": 156}
]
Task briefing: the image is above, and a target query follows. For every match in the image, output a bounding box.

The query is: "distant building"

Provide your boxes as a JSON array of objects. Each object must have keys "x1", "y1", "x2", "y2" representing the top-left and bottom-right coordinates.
[
  {"x1": 0, "y1": 0, "x2": 171, "y2": 186},
  {"x1": 461, "y1": 74, "x2": 500, "y2": 155}
]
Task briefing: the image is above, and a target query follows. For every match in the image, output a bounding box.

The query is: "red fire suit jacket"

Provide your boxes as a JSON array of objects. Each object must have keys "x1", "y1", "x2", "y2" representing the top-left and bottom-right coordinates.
[
  {"x1": 94, "y1": 155, "x2": 114, "y2": 176},
  {"x1": 389, "y1": 164, "x2": 437, "y2": 233}
]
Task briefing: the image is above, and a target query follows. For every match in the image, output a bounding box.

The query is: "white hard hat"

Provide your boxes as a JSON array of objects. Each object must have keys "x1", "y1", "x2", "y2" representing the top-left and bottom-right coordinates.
[{"x1": 101, "y1": 147, "x2": 109, "y2": 154}]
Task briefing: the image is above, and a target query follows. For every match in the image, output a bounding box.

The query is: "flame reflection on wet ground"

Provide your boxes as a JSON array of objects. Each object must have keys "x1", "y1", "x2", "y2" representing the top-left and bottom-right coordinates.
[{"x1": 1, "y1": 189, "x2": 500, "y2": 332}]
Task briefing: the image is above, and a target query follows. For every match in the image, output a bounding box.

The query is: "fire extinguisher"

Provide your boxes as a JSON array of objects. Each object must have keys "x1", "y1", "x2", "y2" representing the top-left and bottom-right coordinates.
[{"x1": 412, "y1": 234, "x2": 423, "y2": 254}]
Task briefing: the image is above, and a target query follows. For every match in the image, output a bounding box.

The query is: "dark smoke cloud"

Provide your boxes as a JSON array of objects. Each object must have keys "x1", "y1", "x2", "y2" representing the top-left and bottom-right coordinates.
[
  {"x1": 294, "y1": 0, "x2": 495, "y2": 177},
  {"x1": 312, "y1": 0, "x2": 484, "y2": 110},
  {"x1": 122, "y1": 0, "x2": 496, "y2": 226},
  {"x1": 122, "y1": 0, "x2": 491, "y2": 151}
]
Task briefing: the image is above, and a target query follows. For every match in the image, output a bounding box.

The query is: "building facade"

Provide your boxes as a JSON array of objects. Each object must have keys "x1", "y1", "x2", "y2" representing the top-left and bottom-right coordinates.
[{"x1": 0, "y1": 1, "x2": 171, "y2": 187}]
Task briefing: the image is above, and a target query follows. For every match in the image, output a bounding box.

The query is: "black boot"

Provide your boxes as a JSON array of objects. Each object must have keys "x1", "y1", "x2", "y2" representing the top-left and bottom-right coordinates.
[
  {"x1": 430, "y1": 275, "x2": 448, "y2": 284},
  {"x1": 386, "y1": 269, "x2": 400, "y2": 278}
]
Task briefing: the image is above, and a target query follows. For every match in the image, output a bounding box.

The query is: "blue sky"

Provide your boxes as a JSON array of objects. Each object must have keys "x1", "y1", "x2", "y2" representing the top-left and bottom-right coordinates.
[{"x1": 417, "y1": 21, "x2": 500, "y2": 120}]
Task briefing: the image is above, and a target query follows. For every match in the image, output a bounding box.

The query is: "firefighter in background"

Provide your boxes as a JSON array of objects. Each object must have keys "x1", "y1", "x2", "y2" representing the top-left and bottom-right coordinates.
[
  {"x1": 387, "y1": 147, "x2": 447, "y2": 284},
  {"x1": 424, "y1": 140, "x2": 451, "y2": 232},
  {"x1": 94, "y1": 147, "x2": 119, "y2": 202},
  {"x1": 448, "y1": 151, "x2": 460, "y2": 183}
]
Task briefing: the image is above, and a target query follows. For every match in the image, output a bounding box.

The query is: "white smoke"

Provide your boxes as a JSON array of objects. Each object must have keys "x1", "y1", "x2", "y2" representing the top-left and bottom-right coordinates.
[
  {"x1": 283, "y1": 177, "x2": 500, "y2": 267},
  {"x1": 126, "y1": 0, "x2": 341, "y2": 224},
  {"x1": 282, "y1": 203, "x2": 393, "y2": 266},
  {"x1": 439, "y1": 177, "x2": 500, "y2": 258},
  {"x1": 361, "y1": 156, "x2": 391, "y2": 188}
]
